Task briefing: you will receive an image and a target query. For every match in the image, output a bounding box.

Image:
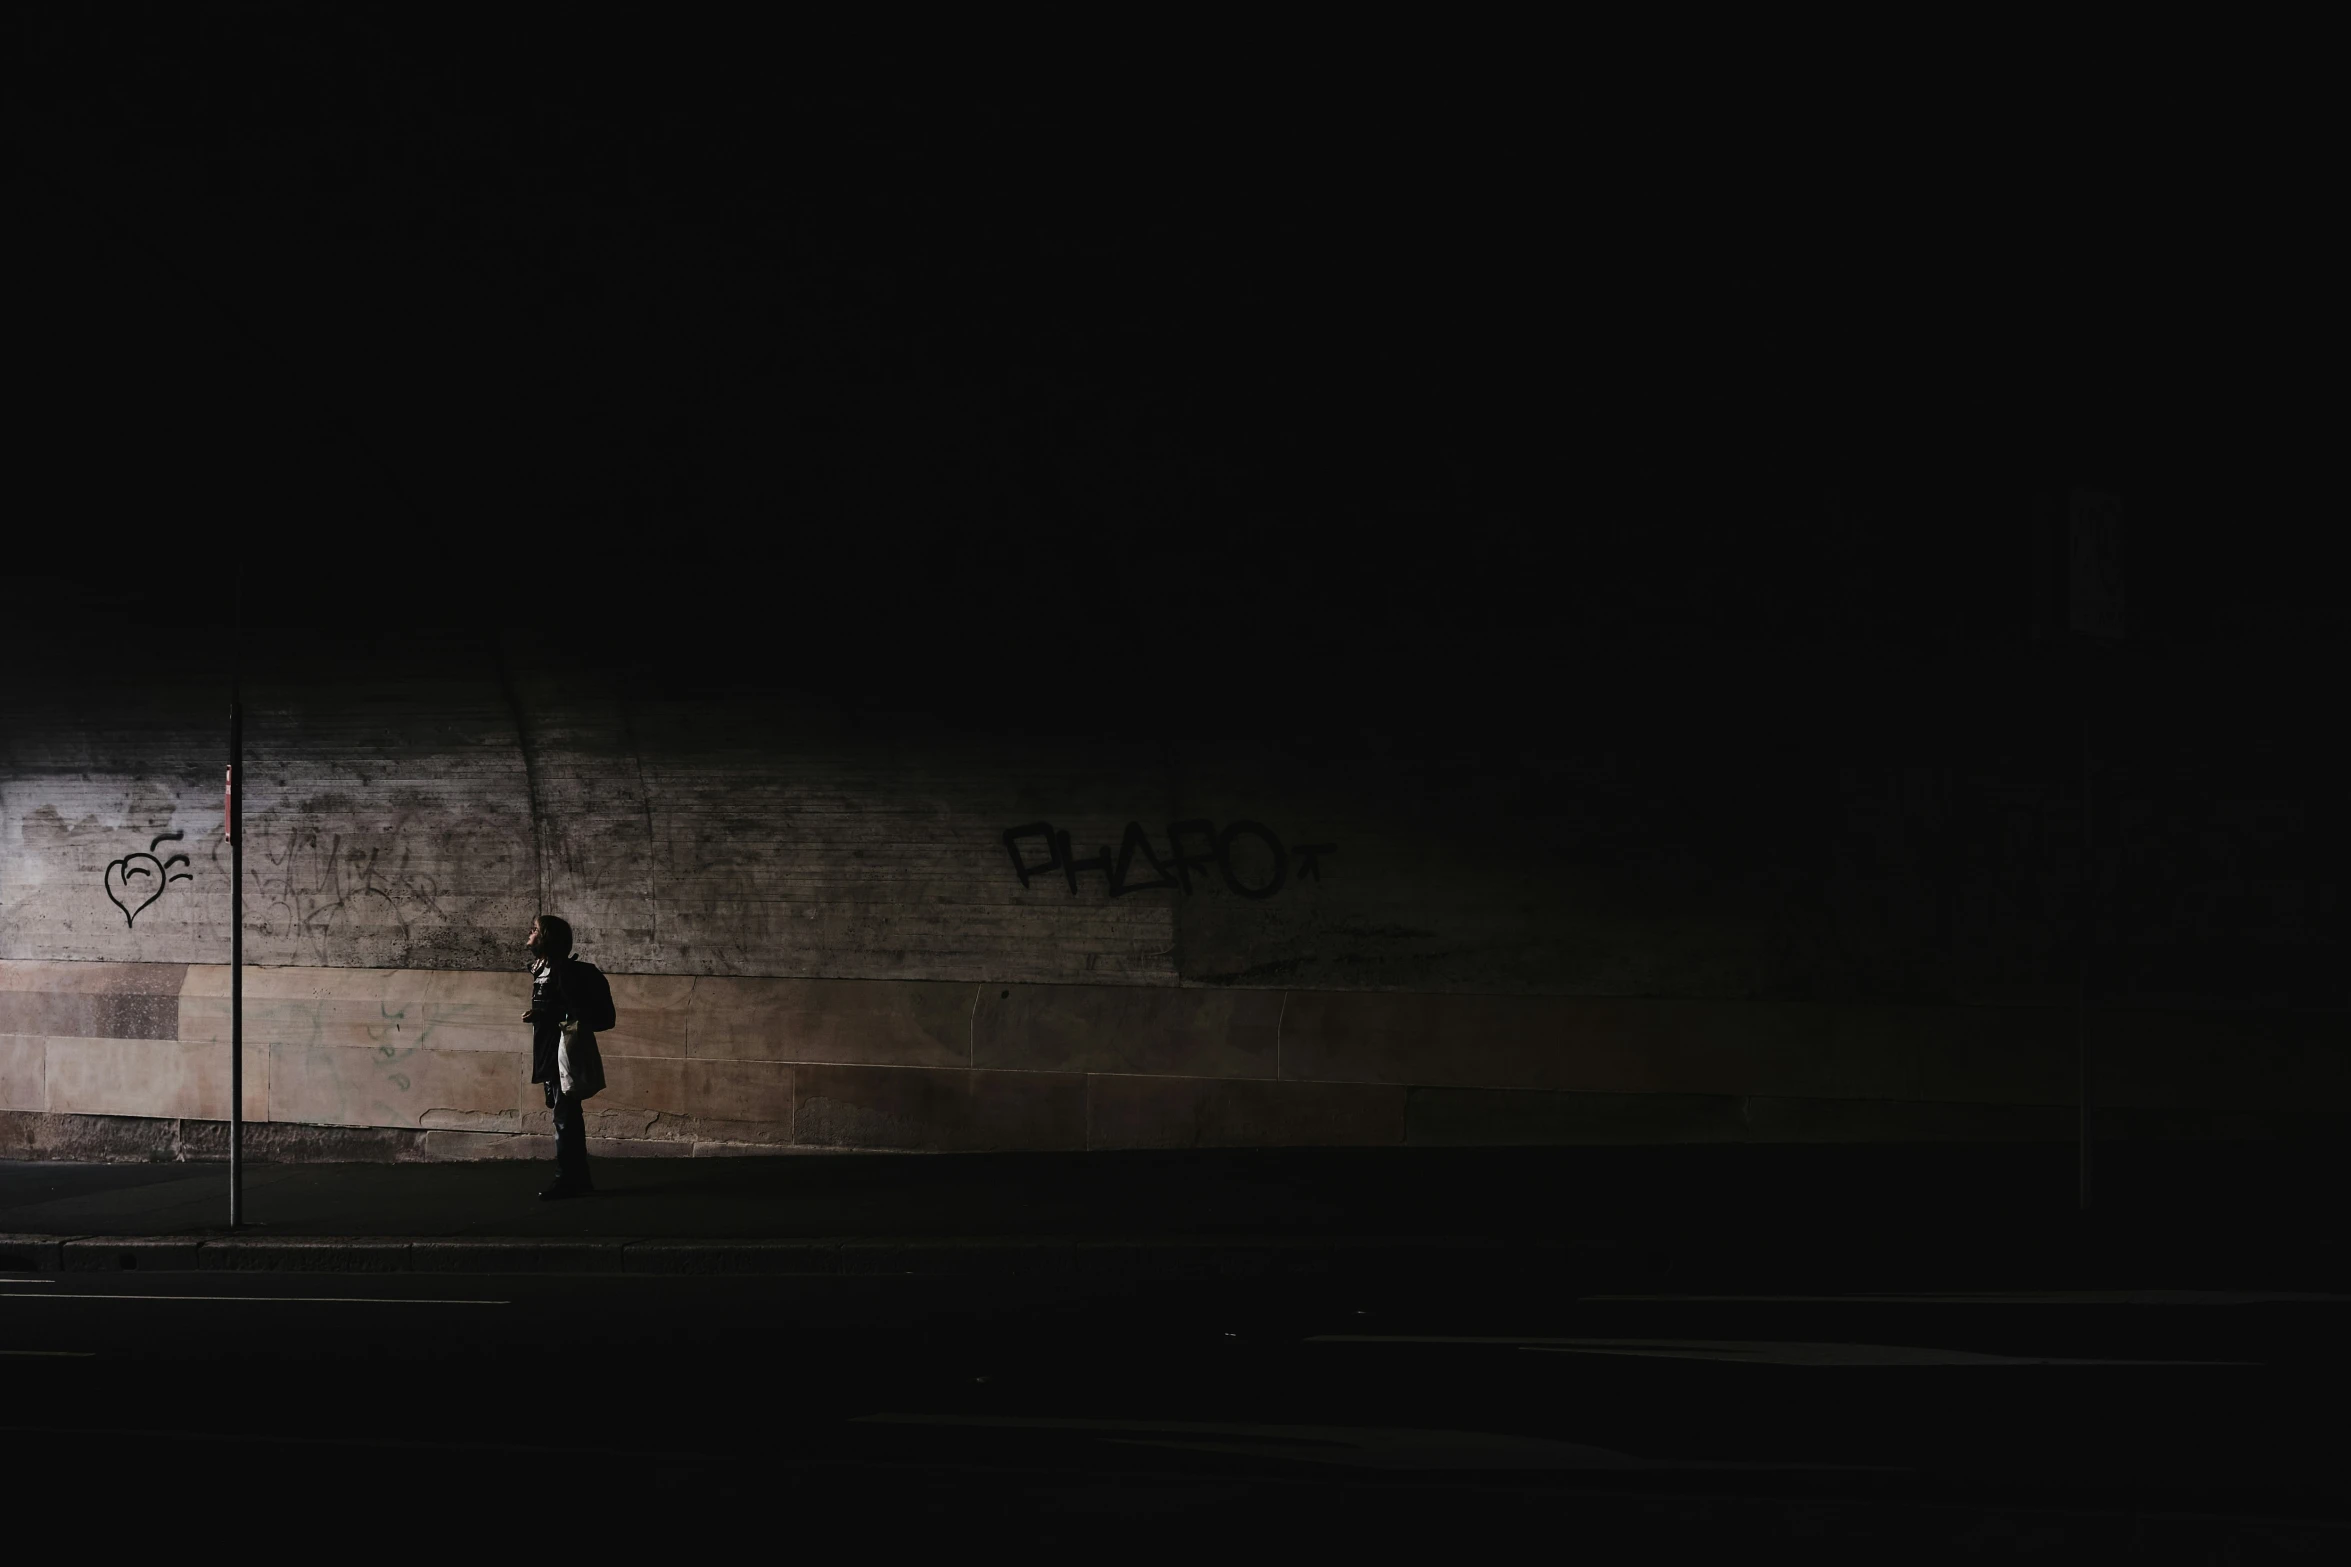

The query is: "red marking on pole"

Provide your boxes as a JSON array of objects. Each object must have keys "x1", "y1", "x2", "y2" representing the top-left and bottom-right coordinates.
[{"x1": 224, "y1": 765, "x2": 234, "y2": 843}]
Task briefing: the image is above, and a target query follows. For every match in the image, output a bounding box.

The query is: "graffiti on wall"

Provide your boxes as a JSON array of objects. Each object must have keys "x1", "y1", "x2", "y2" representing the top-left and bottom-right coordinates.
[
  {"x1": 245, "y1": 818, "x2": 482, "y2": 950},
  {"x1": 1002, "y1": 820, "x2": 1334, "y2": 899},
  {"x1": 103, "y1": 830, "x2": 192, "y2": 927}
]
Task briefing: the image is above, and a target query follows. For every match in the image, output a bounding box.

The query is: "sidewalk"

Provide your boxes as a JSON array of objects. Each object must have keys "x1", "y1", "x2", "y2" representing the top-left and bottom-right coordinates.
[{"x1": 4, "y1": 1143, "x2": 2345, "y2": 1285}]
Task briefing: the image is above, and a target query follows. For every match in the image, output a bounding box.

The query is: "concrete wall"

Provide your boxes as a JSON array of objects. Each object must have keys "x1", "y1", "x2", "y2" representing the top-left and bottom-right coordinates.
[
  {"x1": 6, "y1": 959, "x2": 2347, "y2": 1161},
  {"x1": 4, "y1": 627, "x2": 2344, "y2": 1158},
  {"x1": 11, "y1": 627, "x2": 2290, "y2": 996},
  {"x1": 0, "y1": 634, "x2": 1620, "y2": 988}
]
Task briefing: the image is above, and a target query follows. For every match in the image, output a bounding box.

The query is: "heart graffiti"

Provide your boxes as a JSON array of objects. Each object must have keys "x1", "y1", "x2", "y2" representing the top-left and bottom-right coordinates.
[{"x1": 104, "y1": 830, "x2": 192, "y2": 928}]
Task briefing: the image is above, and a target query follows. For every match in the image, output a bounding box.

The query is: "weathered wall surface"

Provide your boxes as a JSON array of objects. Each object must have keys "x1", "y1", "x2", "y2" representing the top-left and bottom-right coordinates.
[
  {"x1": 4, "y1": 627, "x2": 2344, "y2": 1156},
  {"x1": 6, "y1": 959, "x2": 2347, "y2": 1162},
  {"x1": 4, "y1": 628, "x2": 1642, "y2": 989},
  {"x1": 7, "y1": 631, "x2": 2341, "y2": 1004},
  {"x1": 2, "y1": 635, "x2": 536, "y2": 972},
  {"x1": 2, "y1": 632, "x2": 1184, "y2": 982}
]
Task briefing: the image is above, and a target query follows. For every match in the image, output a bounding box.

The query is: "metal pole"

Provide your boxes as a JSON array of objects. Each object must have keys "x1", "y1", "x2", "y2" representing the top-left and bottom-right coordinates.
[
  {"x1": 230, "y1": 573, "x2": 243, "y2": 1230},
  {"x1": 2077, "y1": 666, "x2": 2093, "y2": 1214}
]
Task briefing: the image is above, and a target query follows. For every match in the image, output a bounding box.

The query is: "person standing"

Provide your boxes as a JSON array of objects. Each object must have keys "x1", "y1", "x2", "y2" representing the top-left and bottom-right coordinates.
[{"x1": 523, "y1": 913, "x2": 603, "y2": 1199}]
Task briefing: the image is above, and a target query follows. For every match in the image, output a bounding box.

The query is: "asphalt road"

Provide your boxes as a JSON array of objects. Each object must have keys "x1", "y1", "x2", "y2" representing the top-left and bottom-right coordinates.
[{"x1": 5, "y1": 1264, "x2": 2346, "y2": 1554}]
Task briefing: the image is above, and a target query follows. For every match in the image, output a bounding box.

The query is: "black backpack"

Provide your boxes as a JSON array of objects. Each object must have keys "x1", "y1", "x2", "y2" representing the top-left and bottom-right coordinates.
[{"x1": 561, "y1": 958, "x2": 618, "y2": 1033}]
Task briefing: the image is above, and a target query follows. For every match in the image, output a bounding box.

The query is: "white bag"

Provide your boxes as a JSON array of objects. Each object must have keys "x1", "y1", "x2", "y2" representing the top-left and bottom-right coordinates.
[{"x1": 556, "y1": 1019, "x2": 606, "y2": 1099}]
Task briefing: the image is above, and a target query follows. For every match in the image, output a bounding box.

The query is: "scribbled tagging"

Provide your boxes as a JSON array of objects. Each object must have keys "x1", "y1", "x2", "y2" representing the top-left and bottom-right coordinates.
[
  {"x1": 103, "y1": 830, "x2": 193, "y2": 927},
  {"x1": 1001, "y1": 821, "x2": 1334, "y2": 899}
]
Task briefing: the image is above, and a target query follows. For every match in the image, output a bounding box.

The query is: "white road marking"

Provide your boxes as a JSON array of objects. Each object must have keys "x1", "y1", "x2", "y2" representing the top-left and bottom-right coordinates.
[
  {"x1": 852, "y1": 1414, "x2": 1902, "y2": 1471},
  {"x1": 1578, "y1": 1291, "x2": 2351, "y2": 1305},
  {"x1": 1517, "y1": 1340, "x2": 2257, "y2": 1367},
  {"x1": 0, "y1": 1292, "x2": 508, "y2": 1306},
  {"x1": 0, "y1": 1424, "x2": 726, "y2": 1461},
  {"x1": 1308, "y1": 1335, "x2": 2260, "y2": 1366}
]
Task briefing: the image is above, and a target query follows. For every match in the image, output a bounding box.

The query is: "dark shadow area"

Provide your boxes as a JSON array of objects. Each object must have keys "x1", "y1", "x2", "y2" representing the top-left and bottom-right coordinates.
[
  {"x1": 3, "y1": 15, "x2": 2336, "y2": 1551},
  {"x1": 6, "y1": 1143, "x2": 2349, "y2": 1293}
]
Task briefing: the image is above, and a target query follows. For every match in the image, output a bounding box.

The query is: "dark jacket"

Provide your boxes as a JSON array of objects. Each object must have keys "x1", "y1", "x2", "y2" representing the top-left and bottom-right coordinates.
[
  {"x1": 527, "y1": 955, "x2": 605, "y2": 1095},
  {"x1": 528, "y1": 958, "x2": 564, "y2": 1084}
]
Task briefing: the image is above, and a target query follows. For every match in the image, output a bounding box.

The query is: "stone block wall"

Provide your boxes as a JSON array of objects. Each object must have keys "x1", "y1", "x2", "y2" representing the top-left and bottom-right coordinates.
[
  {"x1": 5, "y1": 628, "x2": 2344, "y2": 1160},
  {"x1": 4, "y1": 959, "x2": 2345, "y2": 1161}
]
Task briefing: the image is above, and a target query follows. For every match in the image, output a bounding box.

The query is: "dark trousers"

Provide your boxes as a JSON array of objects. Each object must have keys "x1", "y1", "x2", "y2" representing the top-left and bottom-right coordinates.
[{"x1": 547, "y1": 1082, "x2": 591, "y2": 1187}]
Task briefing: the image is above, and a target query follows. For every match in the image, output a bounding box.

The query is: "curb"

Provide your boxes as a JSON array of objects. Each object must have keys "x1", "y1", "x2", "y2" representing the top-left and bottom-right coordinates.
[
  {"x1": 0, "y1": 1234, "x2": 64, "y2": 1272},
  {"x1": 12, "y1": 1230, "x2": 2344, "y2": 1290},
  {"x1": 2, "y1": 1231, "x2": 1593, "y2": 1281}
]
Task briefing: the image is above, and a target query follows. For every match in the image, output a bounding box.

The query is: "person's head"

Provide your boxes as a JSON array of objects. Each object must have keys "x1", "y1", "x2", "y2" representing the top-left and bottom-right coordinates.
[{"x1": 526, "y1": 914, "x2": 574, "y2": 962}]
